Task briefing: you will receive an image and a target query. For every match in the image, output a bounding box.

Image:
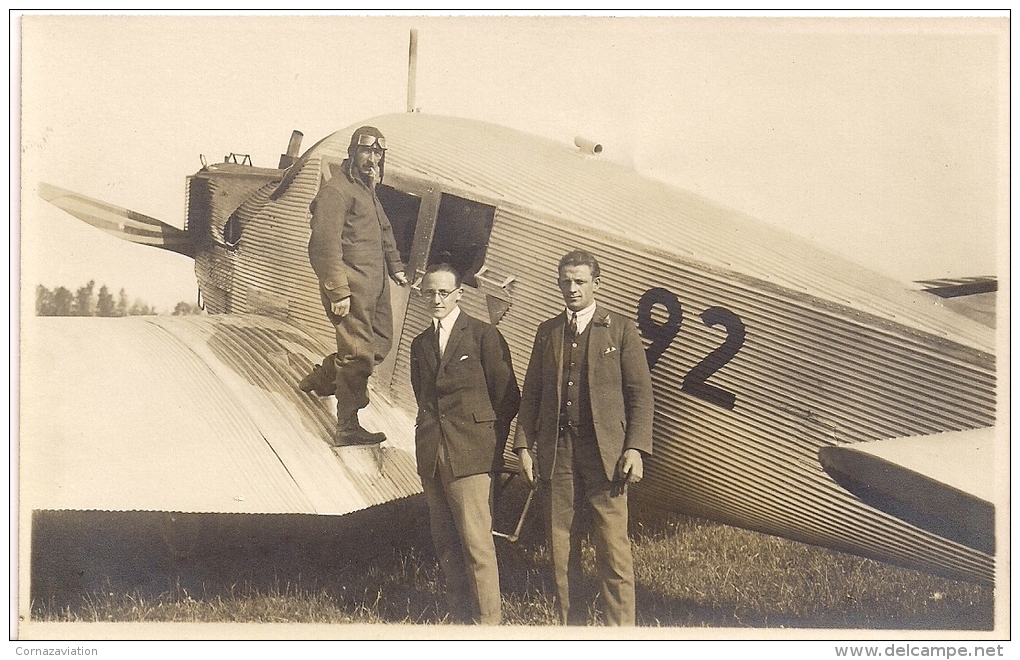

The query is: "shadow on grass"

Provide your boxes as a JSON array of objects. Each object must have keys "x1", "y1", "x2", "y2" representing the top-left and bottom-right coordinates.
[
  {"x1": 30, "y1": 498, "x2": 442, "y2": 622},
  {"x1": 28, "y1": 488, "x2": 993, "y2": 629},
  {"x1": 29, "y1": 488, "x2": 553, "y2": 625}
]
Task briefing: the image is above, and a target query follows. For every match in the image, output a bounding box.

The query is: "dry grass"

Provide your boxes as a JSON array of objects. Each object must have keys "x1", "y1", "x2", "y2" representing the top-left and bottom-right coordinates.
[
  {"x1": 627, "y1": 512, "x2": 990, "y2": 628},
  {"x1": 28, "y1": 497, "x2": 992, "y2": 629}
]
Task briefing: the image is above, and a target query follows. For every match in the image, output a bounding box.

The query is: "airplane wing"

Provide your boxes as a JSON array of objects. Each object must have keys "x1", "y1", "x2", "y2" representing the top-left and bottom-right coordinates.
[
  {"x1": 20, "y1": 314, "x2": 422, "y2": 515},
  {"x1": 818, "y1": 428, "x2": 995, "y2": 556},
  {"x1": 37, "y1": 183, "x2": 194, "y2": 257}
]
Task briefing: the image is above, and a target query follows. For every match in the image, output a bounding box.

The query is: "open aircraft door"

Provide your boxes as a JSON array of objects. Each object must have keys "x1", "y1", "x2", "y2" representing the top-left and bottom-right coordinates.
[
  {"x1": 381, "y1": 186, "x2": 511, "y2": 406},
  {"x1": 365, "y1": 178, "x2": 429, "y2": 391}
]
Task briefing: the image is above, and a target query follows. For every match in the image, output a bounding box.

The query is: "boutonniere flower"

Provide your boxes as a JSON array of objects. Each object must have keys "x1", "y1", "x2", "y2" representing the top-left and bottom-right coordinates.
[{"x1": 594, "y1": 316, "x2": 611, "y2": 327}]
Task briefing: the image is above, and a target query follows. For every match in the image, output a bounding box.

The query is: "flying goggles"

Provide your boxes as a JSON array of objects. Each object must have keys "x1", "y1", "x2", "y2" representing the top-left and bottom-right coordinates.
[{"x1": 354, "y1": 133, "x2": 387, "y2": 150}]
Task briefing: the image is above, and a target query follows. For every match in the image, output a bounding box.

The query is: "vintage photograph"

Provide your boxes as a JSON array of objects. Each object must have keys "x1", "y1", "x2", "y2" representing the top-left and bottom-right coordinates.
[{"x1": 15, "y1": 12, "x2": 1009, "y2": 643}]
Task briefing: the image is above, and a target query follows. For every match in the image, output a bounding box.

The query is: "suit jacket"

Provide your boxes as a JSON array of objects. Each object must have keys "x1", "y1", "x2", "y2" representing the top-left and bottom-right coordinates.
[
  {"x1": 410, "y1": 311, "x2": 521, "y2": 479},
  {"x1": 515, "y1": 303, "x2": 654, "y2": 482}
]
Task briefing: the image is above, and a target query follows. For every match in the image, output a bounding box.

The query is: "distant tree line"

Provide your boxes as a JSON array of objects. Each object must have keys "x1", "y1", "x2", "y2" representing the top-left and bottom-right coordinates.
[{"x1": 35, "y1": 280, "x2": 202, "y2": 317}]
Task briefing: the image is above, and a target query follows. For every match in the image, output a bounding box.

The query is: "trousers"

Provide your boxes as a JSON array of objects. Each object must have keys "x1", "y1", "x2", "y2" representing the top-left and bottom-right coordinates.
[
  {"x1": 319, "y1": 263, "x2": 392, "y2": 421},
  {"x1": 420, "y1": 444, "x2": 501, "y2": 625},
  {"x1": 547, "y1": 426, "x2": 635, "y2": 625}
]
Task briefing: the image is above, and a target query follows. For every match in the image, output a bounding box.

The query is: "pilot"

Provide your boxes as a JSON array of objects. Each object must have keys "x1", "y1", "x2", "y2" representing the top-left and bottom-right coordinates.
[
  {"x1": 301, "y1": 125, "x2": 409, "y2": 446},
  {"x1": 514, "y1": 249, "x2": 654, "y2": 625},
  {"x1": 409, "y1": 263, "x2": 520, "y2": 625}
]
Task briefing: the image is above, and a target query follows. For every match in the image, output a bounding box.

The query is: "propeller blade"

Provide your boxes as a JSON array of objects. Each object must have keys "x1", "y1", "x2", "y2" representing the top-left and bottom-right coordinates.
[{"x1": 38, "y1": 182, "x2": 194, "y2": 258}]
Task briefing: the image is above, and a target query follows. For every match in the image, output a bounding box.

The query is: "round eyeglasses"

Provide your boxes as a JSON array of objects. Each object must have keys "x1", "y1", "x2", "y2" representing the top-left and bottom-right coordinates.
[{"x1": 418, "y1": 288, "x2": 458, "y2": 300}]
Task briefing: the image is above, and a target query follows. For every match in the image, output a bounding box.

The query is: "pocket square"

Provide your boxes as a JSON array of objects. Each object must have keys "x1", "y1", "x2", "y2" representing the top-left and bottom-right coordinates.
[
  {"x1": 459, "y1": 354, "x2": 470, "y2": 361},
  {"x1": 604, "y1": 346, "x2": 617, "y2": 355}
]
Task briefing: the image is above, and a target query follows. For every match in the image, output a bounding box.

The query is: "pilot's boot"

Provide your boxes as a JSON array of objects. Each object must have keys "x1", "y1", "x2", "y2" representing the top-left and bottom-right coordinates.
[
  {"x1": 298, "y1": 353, "x2": 337, "y2": 396},
  {"x1": 351, "y1": 413, "x2": 386, "y2": 444},
  {"x1": 333, "y1": 413, "x2": 386, "y2": 447}
]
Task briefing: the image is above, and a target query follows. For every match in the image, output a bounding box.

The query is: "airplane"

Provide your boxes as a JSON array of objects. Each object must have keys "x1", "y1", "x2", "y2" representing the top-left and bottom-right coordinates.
[{"x1": 23, "y1": 31, "x2": 998, "y2": 596}]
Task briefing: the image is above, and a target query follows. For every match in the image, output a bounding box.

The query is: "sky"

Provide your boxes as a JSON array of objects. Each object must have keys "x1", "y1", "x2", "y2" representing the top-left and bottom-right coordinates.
[{"x1": 17, "y1": 13, "x2": 1008, "y2": 314}]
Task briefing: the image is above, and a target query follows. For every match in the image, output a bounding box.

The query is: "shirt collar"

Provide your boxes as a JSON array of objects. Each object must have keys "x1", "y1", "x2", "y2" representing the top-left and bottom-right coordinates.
[
  {"x1": 565, "y1": 300, "x2": 597, "y2": 334},
  {"x1": 434, "y1": 305, "x2": 461, "y2": 331}
]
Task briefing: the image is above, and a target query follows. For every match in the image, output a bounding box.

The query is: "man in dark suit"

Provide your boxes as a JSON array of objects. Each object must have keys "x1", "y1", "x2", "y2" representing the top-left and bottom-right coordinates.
[
  {"x1": 410, "y1": 263, "x2": 521, "y2": 625},
  {"x1": 514, "y1": 249, "x2": 654, "y2": 626}
]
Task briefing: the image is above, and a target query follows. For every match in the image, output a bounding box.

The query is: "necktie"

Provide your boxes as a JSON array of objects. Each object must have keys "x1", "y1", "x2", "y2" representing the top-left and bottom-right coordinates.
[
  {"x1": 568, "y1": 312, "x2": 578, "y2": 338},
  {"x1": 436, "y1": 319, "x2": 443, "y2": 358}
]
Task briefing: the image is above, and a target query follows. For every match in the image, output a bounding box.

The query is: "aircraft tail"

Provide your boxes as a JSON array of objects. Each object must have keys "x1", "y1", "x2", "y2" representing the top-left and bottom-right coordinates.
[{"x1": 915, "y1": 276, "x2": 997, "y2": 328}]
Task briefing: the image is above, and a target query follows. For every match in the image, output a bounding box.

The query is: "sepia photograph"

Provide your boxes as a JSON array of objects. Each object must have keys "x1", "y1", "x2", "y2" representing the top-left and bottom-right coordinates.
[{"x1": 13, "y1": 11, "x2": 1010, "y2": 648}]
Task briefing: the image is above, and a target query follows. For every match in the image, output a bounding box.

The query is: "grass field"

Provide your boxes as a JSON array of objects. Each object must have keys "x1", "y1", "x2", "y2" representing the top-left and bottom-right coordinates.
[{"x1": 28, "y1": 492, "x2": 993, "y2": 629}]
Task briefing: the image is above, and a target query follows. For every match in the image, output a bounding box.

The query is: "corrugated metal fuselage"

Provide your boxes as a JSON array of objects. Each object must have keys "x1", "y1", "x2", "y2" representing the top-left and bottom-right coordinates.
[{"x1": 186, "y1": 113, "x2": 995, "y2": 585}]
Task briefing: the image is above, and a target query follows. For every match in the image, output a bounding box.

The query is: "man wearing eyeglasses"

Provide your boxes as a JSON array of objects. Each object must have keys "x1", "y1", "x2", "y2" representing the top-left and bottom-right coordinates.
[
  {"x1": 409, "y1": 263, "x2": 521, "y2": 625},
  {"x1": 303, "y1": 125, "x2": 409, "y2": 446},
  {"x1": 514, "y1": 249, "x2": 654, "y2": 626}
]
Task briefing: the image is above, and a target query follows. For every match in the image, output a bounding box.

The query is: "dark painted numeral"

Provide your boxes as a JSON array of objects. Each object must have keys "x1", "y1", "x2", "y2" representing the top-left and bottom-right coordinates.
[
  {"x1": 637, "y1": 287, "x2": 683, "y2": 369},
  {"x1": 680, "y1": 306, "x2": 745, "y2": 410},
  {"x1": 637, "y1": 288, "x2": 746, "y2": 410}
]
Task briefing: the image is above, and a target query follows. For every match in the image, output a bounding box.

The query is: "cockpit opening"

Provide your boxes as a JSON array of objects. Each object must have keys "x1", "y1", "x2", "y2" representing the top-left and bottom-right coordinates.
[{"x1": 428, "y1": 194, "x2": 495, "y2": 287}]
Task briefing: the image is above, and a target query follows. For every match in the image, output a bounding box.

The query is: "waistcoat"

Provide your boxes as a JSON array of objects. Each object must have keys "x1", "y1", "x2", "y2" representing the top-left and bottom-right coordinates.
[{"x1": 560, "y1": 321, "x2": 594, "y2": 435}]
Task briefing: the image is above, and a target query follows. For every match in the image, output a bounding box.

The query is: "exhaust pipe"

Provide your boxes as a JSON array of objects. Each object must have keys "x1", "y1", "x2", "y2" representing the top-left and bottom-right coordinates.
[
  {"x1": 574, "y1": 136, "x2": 603, "y2": 155},
  {"x1": 278, "y1": 130, "x2": 304, "y2": 169}
]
